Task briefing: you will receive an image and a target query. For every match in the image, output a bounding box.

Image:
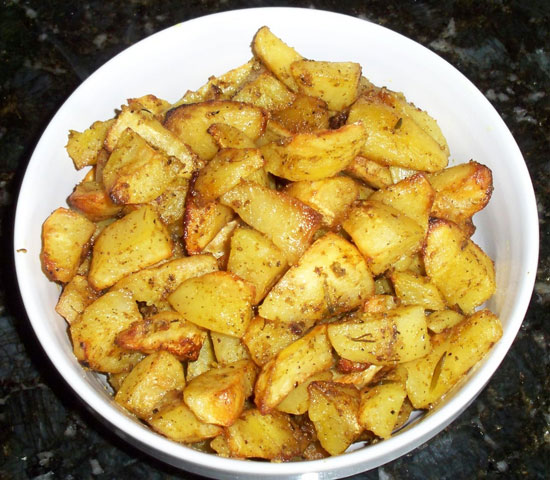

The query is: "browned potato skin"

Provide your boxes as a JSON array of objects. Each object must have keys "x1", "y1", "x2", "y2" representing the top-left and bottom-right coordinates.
[
  {"x1": 308, "y1": 381, "x2": 362, "y2": 455},
  {"x1": 183, "y1": 359, "x2": 257, "y2": 426},
  {"x1": 67, "y1": 180, "x2": 122, "y2": 221},
  {"x1": 41, "y1": 207, "x2": 96, "y2": 283},
  {"x1": 116, "y1": 310, "x2": 207, "y2": 360},
  {"x1": 344, "y1": 155, "x2": 393, "y2": 189},
  {"x1": 271, "y1": 95, "x2": 330, "y2": 133},
  {"x1": 115, "y1": 350, "x2": 186, "y2": 420}
]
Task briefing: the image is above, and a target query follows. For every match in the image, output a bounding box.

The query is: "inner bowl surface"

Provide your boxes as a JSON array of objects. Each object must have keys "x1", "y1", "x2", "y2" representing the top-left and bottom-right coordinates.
[{"x1": 14, "y1": 7, "x2": 538, "y2": 480}]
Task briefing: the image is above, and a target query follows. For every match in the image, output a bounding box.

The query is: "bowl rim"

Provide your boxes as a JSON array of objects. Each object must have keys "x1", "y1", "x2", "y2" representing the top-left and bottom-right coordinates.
[{"x1": 13, "y1": 6, "x2": 539, "y2": 479}]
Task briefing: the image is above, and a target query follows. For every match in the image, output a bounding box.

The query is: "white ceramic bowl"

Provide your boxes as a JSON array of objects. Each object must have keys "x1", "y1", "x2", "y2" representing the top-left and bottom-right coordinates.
[{"x1": 14, "y1": 7, "x2": 538, "y2": 479}]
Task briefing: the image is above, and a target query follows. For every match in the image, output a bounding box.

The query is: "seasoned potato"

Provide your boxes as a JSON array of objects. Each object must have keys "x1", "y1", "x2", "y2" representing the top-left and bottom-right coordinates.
[
  {"x1": 344, "y1": 155, "x2": 393, "y2": 189},
  {"x1": 290, "y1": 60, "x2": 361, "y2": 111},
  {"x1": 242, "y1": 316, "x2": 302, "y2": 367},
  {"x1": 283, "y1": 176, "x2": 359, "y2": 227},
  {"x1": 194, "y1": 148, "x2": 265, "y2": 205},
  {"x1": 151, "y1": 177, "x2": 189, "y2": 226},
  {"x1": 207, "y1": 123, "x2": 256, "y2": 149},
  {"x1": 112, "y1": 254, "x2": 218, "y2": 305},
  {"x1": 327, "y1": 305, "x2": 430, "y2": 365},
  {"x1": 210, "y1": 331, "x2": 251, "y2": 364},
  {"x1": 148, "y1": 401, "x2": 223, "y2": 443},
  {"x1": 115, "y1": 350, "x2": 186, "y2": 419},
  {"x1": 220, "y1": 180, "x2": 322, "y2": 264},
  {"x1": 89, "y1": 205, "x2": 173, "y2": 290},
  {"x1": 259, "y1": 232, "x2": 374, "y2": 329},
  {"x1": 67, "y1": 180, "x2": 122, "y2": 221},
  {"x1": 115, "y1": 310, "x2": 207, "y2": 360},
  {"x1": 225, "y1": 409, "x2": 307, "y2": 460},
  {"x1": 41, "y1": 207, "x2": 96, "y2": 283},
  {"x1": 202, "y1": 219, "x2": 241, "y2": 269},
  {"x1": 358, "y1": 382, "x2": 407, "y2": 439},
  {"x1": 254, "y1": 325, "x2": 334, "y2": 413},
  {"x1": 261, "y1": 123, "x2": 367, "y2": 181},
  {"x1": 186, "y1": 332, "x2": 216, "y2": 381},
  {"x1": 342, "y1": 200, "x2": 425, "y2": 276},
  {"x1": 232, "y1": 70, "x2": 296, "y2": 111},
  {"x1": 184, "y1": 359, "x2": 257, "y2": 426},
  {"x1": 271, "y1": 95, "x2": 330, "y2": 133},
  {"x1": 404, "y1": 310, "x2": 502, "y2": 408},
  {"x1": 390, "y1": 270, "x2": 446, "y2": 311},
  {"x1": 164, "y1": 100, "x2": 267, "y2": 160},
  {"x1": 227, "y1": 227, "x2": 288, "y2": 304},
  {"x1": 427, "y1": 309, "x2": 465, "y2": 333},
  {"x1": 308, "y1": 381, "x2": 362, "y2": 455},
  {"x1": 104, "y1": 106, "x2": 197, "y2": 177},
  {"x1": 55, "y1": 274, "x2": 100, "y2": 324},
  {"x1": 347, "y1": 95, "x2": 448, "y2": 172},
  {"x1": 70, "y1": 290, "x2": 144, "y2": 373},
  {"x1": 66, "y1": 119, "x2": 115, "y2": 170},
  {"x1": 277, "y1": 370, "x2": 333, "y2": 415},
  {"x1": 252, "y1": 26, "x2": 303, "y2": 92},
  {"x1": 423, "y1": 219, "x2": 496, "y2": 314},
  {"x1": 168, "y1": 271, "x2": 254, "y2": 338}
]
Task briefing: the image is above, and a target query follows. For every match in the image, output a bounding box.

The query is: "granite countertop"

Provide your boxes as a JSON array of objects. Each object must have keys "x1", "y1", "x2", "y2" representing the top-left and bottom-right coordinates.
[{"x1": 1, "y1": 1, "x2": 548, "y2": 479}]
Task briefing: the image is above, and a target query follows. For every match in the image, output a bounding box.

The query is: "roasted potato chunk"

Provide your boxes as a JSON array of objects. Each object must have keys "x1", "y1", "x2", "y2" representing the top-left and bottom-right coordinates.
[
  {"x1": 66, "y1": 119, "x2": 115, "y2": 170},
  {"x1": 168, "y1": 271, "x2": 254, "y2": 338},
  {"x1": 89, "y1": 205, "x2": 173, "y2": 290},
  {"x1": 67, "y1": 180, "x2": 122, "y2": 221},
  {"x1": 232, "y1": 71, "x2": 296, "y2": 111},
  {"x1": 55, "y1": 274, "x2": 100, "y2": 324},
  {"x1": 116, "y1": 310, "x2": 207, "y2": 360},
  {"x1": 115, "y1": 350, "x2": 186, "y2": 419},
  {"x1": 41, "y1": 207, "x2": 96, "y2": 284},
  {"x1": 210, "y1": 331, "x2": 251, "y2": 364},
  {"x1": 390, "y1": 270, "x2": 446, "y2": 311}
]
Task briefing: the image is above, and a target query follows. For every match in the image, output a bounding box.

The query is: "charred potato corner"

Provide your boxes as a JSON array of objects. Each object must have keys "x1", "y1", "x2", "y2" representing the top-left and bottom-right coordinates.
[{"x1": 41, "y1": 26, "x2": 502, "y2": 461}]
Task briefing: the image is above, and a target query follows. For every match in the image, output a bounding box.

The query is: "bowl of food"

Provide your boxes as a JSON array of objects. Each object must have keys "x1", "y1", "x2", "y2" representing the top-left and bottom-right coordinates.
[{"x1": 14, "y1": 7, "x2": 538, "y2": 479}]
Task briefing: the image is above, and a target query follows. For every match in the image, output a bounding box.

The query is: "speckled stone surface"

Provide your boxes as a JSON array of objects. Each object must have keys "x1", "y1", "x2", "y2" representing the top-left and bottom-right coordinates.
[{"x1": 1, "y1": 1, "x2": 549, "y2": 479}]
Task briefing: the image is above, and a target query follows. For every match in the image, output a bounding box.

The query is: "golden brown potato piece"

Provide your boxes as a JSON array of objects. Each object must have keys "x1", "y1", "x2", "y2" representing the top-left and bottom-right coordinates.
[
  {"x1": 427, "y1": 161, "x2": 493, "y2": 229},
  {"x1": 183, "y1": 188, "x2": 235, "y2": 255},
  {"x1": 369, "y1": 173, "x2": 435, "y2": 234},
  {"x1": 70, "y1": 290, "x2": 144, "y2": 373},
  {"x1": 426, "y1": 309, "x2": 465, "y2": 333},
  {"x1": 151, "y1": 177, "x2": 189, "y2": 226},
  {"x1": 261, "y1": 124, "x2": 367, "y2": 181},
  {"x1": 277, "y1": 371, "x2": 333, "y2": 415},
  {"x1": 168, "y1": 271, "x2": 254, "y2": 338},
  {"x1": 308, "y1": 381, "x2": 362, "y2": 455},
  {"x1": 184, "y1": 359, "x2": 257, "y2": 426},
  {"x1": 220, "y1": 180, "x2": 321, "y2": 264},
  {"x1": 55, "y1": 274, "x2": 100, "y2": 324},
  {"x1": 423, "y1": 219, "x2": 496, "y2": 314},
  {"x1": 115, "y1": 350, "x2": 186, "y2": 419},
  {"x1": 252, "y1": 26, "x2": 303, "y2": 92},
  {"x1": 259, "y1": 232, "x2": 374, "y2": 330},
  {"x1": 164, "y1": 100, "x2": 267, "y2": 160},
  {"x1": 232, "y1": 71, "x2": 296, "y2": 111},
  {"x1": 102, "y1": 129, "x2": 184, "y2": 204},
  {"x1": 342, "y1": 200, "x2": 425, "y2": 276},
  {"x1": 254, "y1": 325, "x2": 334, "y2": 413},
  {"x1": 66, "y1": 119, "x2": 115, "y2": 170},
  {"x1": 173, "y1": 59, "x2": 260, "y2": 107},
  {"x1": 390, "y1": 270, "x2": 446, "y2": 311},
  {"x1": 227, "y1": 227, "x2": 288, "y2": 304},
  {"x1": 210, "y1": 331, "x2": 251, "y2": 364},
  {"x1": 242, "y1": 316, "x2": 302, "y2": 367},
  {"x1": 112, "y1": 254, "x2": 218, "y2": 306},
  {"x1": 404, "y1": 309, "x2": 502, "y2": 408},
  {"x1": 149, "y1": 400, "x2": 223, "y2": 443},
  {"x1": 362, "y1": 294, "x2": 399, "y2": 314},
  {"x1": 207, "y1": 123, "x2": 256, "y2": 149},
  {"x1": 225, "y1": 409, "x2": 306, "y2": 460},
  {"x1": 347, "y1": 95, "x2": 448, "y2": 172},
  {"x1": 104, "y1": 106, "x2": 197, "y2": 177},
  {"x1": 331, "y1": 364, "x2": 384, "y2": 391},
  {"x1": 358, "y1": 382, "x2": 407, "y2": 439},
  {"x1": 202, "y1": 219, "x2": 241, "y2": 269},
  {"x1": 67, "y1": 180, "x2": 122, "y2": 221},
  {"x1": 127, "y1": 94, "x2": 171, "y2": 117},
  {"x1": 115, "y1": 310, "x2": 207, "y2": 360},
  {"x1": 186, "y1": 332, "x2": 216, "y2": 381},
  {"x1": 194, "y1": 148, "x2": 265, "y2": 205},
  {"x1": 283, "y1": 176, "x2": 359, "y2": 227},
  {"x1": 41, "y1": 207, "x2": 96, "y2": 283},
  {"x1": 89, "y1": 205, "x2": 173, "y2": 290},
  {"x1": 290, "y1": 60, "x2": 361, "y2": 111},
  {"x1": 271, "y1": 95, "x2": 330, "y2": 133},
  {"x1": 327, "y1": 305, "x2": 430, "y2": 365},
  {"x1": 344, "y1": 155, "x2": 393, "y2": 189}
]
